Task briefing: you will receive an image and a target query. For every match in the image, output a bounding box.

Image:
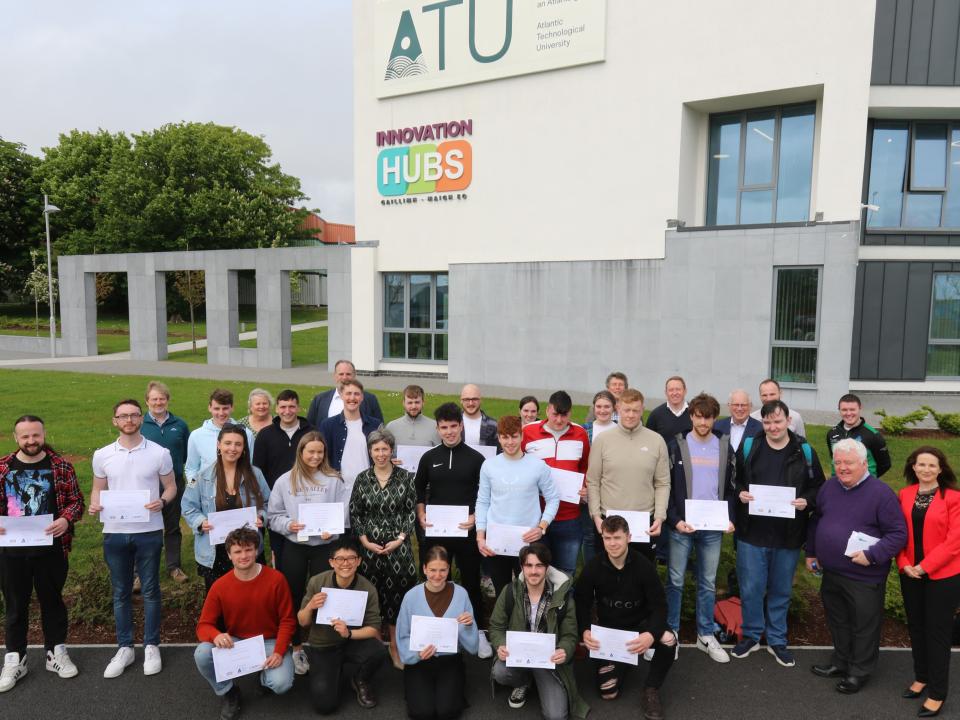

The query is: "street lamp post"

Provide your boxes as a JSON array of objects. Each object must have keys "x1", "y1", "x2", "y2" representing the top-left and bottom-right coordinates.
[{"x1": 43, "y1": 195, "x2": 60, "y2": 358}]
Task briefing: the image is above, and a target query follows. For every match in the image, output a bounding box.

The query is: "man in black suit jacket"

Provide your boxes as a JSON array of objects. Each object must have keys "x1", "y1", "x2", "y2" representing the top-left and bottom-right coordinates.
[
  {"x1": 714, "y1": 389, "x2": 762, "y2": 452},
  {"x1": 306, "y1": 359, "x2": 383, "y2": 427}
]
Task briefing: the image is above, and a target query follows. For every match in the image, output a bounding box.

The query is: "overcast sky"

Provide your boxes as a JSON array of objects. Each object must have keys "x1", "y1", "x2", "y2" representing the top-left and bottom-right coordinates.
[{"x1": 0, "y1": 0, "x2": 355, "y2": 222}]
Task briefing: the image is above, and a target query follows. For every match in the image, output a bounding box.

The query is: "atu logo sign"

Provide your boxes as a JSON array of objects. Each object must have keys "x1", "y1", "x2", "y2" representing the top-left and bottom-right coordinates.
[{"x1": 375, "y1": 0, "x2": 606, "y2": 98}]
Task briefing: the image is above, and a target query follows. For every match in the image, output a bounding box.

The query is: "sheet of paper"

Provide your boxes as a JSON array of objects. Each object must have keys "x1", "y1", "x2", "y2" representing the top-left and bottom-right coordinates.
[
  {"x1": 748, "y1": 484, "x2": 796, "y2": 518},
  {"x1": 589, "y1": 624, "x2": 639, "y2": 665},
  {"x1": 556, "y1": 440, "x2": 584, "y2": 461},
  {"x1": 469, "y1": 444, "x2": 497, "y2": 461},
  {"x1": 425, "y1": 504, "x2": 469, "y2": 537},
  {"x1": 506, "y1": 630, "x2": 556, "y2": 669},
  {"x1": 525, "y1": 439, "x2": 554, "y2": 460},
  {"x1": 396, "y1": 445, "x2": 430, "y2": 474},
  {"x1": 845, "y1": 530, "x2": 880, "y2": 557},
  {"x1": 0, "y1": 514, "x2": 54, "y2": 547},
  {"x1": 297, "y1": 502, "x2": 345, "y2": 542},
  {"x1": 211, "y1": 634, "x2": 267, "y2": 683},
  {"x1": 486, "y1": 523, "x2": 528, "y2": 556},
  {"x1": 99, "y1": 490, "x2": 151, "y2": 523},
  {"x1": 207, "y1": 506, "x2": 258, "y2": 545},
  {"x1": 605, "y1": 509, "x2": 650, "y2": 543},
  {"x1": 409, "y1": 615, "x2": 459, "y2": 653},
  {"x1": 315, "y1": 587, "x2": 369, "y2": 627},
  {"x1": 684, "y1": 499, "x2": 730, "y2": 532},
  {"x1": 550, "y1": 468, "x2": 585, "y2": 505}
]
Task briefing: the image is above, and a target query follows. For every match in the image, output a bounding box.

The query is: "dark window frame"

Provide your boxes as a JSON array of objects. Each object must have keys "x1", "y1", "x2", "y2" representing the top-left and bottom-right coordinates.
[
  {"x1": 769, "y1": 265, "x2": 822, "y2": 387},
  {"x1": 382, "y1": 272, "x2": 449, "y2": 364}
]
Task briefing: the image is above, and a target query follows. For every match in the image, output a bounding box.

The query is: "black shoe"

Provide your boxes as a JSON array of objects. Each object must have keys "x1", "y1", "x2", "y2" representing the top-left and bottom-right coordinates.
[
  {"x1": 220, "y1": 685, "x2": 241, "y2": 720},
  {"x1": 351, "y1": 676, "x2": 377, "y2": 709},
  {"x1": 811, "y1": 664, "x2": 844, "y2": 678},
  {"x1": 836, "y1": 676, "x2": 868, "y2": 694},
  {"x1": 918, "y1": 701, "x2": 943, "y2": 717},
  {"x1": 903, "y1": 685, "x2": 926, "y2": 699}
]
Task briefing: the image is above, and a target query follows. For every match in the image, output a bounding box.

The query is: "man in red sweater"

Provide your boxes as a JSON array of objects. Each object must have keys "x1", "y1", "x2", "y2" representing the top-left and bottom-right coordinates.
[
  {"x1": 521, "y1": 390, "x2": 590, "y2": 576},
  {"x1": 194, "y1": 526, "x2": 296, "y2": 720}
]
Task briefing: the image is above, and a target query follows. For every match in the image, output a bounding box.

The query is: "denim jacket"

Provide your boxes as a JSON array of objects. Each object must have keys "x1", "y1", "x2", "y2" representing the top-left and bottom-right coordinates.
[{"x1": 181, "y1": 463, "x2": 270, "y2": 568}]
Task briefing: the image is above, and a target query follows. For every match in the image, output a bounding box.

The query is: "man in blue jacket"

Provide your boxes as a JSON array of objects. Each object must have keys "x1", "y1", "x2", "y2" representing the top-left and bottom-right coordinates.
[
  {"x1": 714, "y1": 389, "x2": 762, "y2": 452},
  {"x1": 307, "y1": 360, "x2": 383, "y2": 428},
  {"x1": 319, "y1": 379, "x2": 382, "y2": 502}
]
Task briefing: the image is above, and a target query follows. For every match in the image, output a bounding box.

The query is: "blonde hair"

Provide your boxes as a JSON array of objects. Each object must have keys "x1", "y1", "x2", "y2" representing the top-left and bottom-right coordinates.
[{"x1": 290, "y1": 432, "x2": 340, "y2": 495}]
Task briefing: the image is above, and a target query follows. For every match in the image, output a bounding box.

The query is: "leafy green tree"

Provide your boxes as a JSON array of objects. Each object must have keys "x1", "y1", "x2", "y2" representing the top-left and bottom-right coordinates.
[
  {"x1": 23, "y1": 249, "x2": 57, "y2": 335},
  {"x1": 0, "y1": 137, "x2": 42, "y2": 281}
]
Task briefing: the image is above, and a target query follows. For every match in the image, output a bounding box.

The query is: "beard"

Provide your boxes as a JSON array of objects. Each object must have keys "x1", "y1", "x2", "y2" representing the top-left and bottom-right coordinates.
[{"x1": 18, "y1": 442, "x2": 44, "y2": 457}]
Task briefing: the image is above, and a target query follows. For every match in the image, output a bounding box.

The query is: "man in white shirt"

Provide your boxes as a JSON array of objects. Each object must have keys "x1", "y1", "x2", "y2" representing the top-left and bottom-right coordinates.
[
  {"x1": 319, "y1": 379, "x2": 382, "y2": 502},
  {"x1": 459, "y1": 384, "x2": 498, "y2": 448},
  {"x1": 715, "y1": 390, "x2": 762, "y2": 452},
  {"x1": 749, "y1": 379, "x2": 806, "y2": 439},
  {"x1": 306, "y1": 360, "x2": 384, "y2": 427},
  {"x1": 88, "y1": 399, "x2": 177, "y2": 680}
]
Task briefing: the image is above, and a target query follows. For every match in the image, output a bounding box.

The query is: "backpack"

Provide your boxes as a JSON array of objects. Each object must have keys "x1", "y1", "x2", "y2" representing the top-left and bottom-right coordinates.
[
  {"x1": 741, "y1": 435, "x2": 814, "y2": 480},
  {"x1": 714, "y1": 597, "x2": 743, "y2": 641}
]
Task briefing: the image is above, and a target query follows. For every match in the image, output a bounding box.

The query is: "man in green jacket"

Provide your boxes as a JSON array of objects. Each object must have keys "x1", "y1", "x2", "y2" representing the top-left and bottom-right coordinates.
[{"x1": 488, "y1": 543, "x2": 588, "y2": 720}]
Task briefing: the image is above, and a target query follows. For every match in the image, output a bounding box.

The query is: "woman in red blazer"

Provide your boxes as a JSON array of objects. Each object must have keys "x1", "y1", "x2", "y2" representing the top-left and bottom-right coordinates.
[{"x1": 898, "y1": 446, "x2": 960, "y2": 717}]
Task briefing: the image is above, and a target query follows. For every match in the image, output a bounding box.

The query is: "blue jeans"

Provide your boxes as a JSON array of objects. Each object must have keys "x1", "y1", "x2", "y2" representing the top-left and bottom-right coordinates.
[
  {"x1": 736, "y1": 539, "x2": 800, "y2": 647},
  {"x1": 579, "y1": 505, "x2": 596, "y2": 565},
  {"x1": 546, "y1": 516, "x2": 582, "y2": 576},
  {"x1": 195, "y1": 638, "x2": 294, "y2": 696},
  {"x1": 103, "y1": 530, "x2": 163, "y2": 647},
  {"x1": 666, "y1": 528, "x2": 723, "y2": 637}
]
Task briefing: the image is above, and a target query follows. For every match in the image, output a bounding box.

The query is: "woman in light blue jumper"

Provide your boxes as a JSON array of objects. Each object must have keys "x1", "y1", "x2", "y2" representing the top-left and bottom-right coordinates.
[
  {"x1": 181, "y1": 424, "x2": 270, "y2": 592},
  {"x1": 396, "y1": 545, "x2": 479, "y2": 720}
]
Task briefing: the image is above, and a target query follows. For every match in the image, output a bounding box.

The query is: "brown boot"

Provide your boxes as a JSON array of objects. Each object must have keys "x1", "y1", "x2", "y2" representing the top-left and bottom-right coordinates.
[
  {"x1": 642, "y1": 687, "x2": 664, "y2": 720},
  {"x1": 352, "y1": 675, "x2": 377, "y2": 709}
]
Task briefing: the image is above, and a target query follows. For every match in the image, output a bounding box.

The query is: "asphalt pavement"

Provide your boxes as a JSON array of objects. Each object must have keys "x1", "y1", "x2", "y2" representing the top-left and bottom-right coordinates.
[{"x1": 0, "y1": 644, "x2": 950, "y2": 719}]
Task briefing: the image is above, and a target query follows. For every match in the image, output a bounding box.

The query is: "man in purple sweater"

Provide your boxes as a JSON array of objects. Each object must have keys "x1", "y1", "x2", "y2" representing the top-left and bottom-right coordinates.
[{"x1": 805, "y1": 438, "x2": 906, "y2": 694}]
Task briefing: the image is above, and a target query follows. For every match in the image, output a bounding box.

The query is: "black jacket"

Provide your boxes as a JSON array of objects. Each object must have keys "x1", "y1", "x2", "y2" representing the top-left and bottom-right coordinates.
[
  {"x1": 251, "y1": 416, "x2": 315, "y2": 488},
  {"x1": 645, "y1": 403, "x2": 692, "y2": 443},
  {"x1": 414, "y1": 441, "x2": 485, "y2": 513},
  {"x1": 666, "y1": 430, "x2": 736, "y2": 529},
  {"x1": 574, "y1": 550, "x2": 668, "y2": 637},
  {"x1": 825, "y1": 419, "x2": 891, "y2": 477}
]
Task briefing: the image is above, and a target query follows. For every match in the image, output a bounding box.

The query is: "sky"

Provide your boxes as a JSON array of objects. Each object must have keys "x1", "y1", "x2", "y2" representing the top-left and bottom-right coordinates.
[{"x1": 0, "y1": 0, "x2": 355, "y2": 222}]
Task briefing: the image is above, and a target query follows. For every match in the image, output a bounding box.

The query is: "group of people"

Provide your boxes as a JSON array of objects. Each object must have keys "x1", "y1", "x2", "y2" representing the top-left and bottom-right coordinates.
[{"x1": 1, "y1": 361, "x2": 959, "y2": 720}]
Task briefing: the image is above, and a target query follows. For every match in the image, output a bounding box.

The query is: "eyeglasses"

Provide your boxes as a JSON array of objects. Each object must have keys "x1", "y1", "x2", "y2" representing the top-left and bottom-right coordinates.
[
  {"x1": 114, "y1": 413, "x2": 142, "y2": 421},
  {"x1": 460, "y1": 397, "x2": 480, "y2": 403},
  {"x1": 331, "y1": 555, "x2": 359, "y2": 564}
]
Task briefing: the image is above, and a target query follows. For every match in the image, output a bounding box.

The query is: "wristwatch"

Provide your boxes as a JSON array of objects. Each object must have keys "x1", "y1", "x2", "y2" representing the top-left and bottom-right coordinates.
[{"x1": 538, "y1": 522, "x2": 548, "y2": 536}]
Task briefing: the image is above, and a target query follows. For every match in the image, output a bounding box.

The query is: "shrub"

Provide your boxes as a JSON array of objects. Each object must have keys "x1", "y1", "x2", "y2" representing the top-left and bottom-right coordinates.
[
  {"x1": 922, "y1": 406, "x2": 960, "y2": 436},
  {"x1": 875, "y1": 408, "x2": 927, "y2": 435}
]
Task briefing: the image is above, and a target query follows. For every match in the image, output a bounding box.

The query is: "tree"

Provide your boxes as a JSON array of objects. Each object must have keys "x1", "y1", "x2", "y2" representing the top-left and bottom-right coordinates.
[
  {"x1": 173, "y1": 270, "x2": 205, "y2": 353},
  {"x1": 0, "y1": 137, "x2": 42, "y2": 282},
  {"x1": 22, "y1": 249, "x2": 57, "y2": 335}
]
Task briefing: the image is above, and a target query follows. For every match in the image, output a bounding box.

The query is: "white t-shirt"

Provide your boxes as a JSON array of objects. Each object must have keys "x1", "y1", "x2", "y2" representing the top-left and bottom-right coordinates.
[
  {"x1": 92, "y1": 437, "x2": 173, "y2": 534},
  {"x1": 328, "y1": 390, "x2": 344, "y2": 418},
  {"x1": 463, "y1": 415, "x2": 482, "y2": 446},
  {"x1": 339, "y1": 418, "x2": 369, "y2": 492},
  {"x1": 591, "y1": 421, "x2": 616, "y2": 440}
]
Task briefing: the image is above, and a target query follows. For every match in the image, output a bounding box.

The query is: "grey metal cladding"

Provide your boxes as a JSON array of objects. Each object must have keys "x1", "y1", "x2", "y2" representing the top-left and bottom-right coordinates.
[
  {"x1": 863, "y1": 233, "x2": 960, "y2": 245},
  {"x1": 872, "y1": 0, "x2": 960, "y2": 86}
]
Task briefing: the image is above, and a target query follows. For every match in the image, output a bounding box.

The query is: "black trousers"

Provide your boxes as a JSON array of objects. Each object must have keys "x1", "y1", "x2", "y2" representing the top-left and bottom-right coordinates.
[
  {"x1": 487, "y1": 555, "x2": 520, "y2": 597},
  {"x1": 280, "y1": 540, "x2": 332, "y2": 646},
  {"x1": 160, "y1": 477, "x2": 185, "y2": 571},
  {"x1": 307, "y1": 638, "x2": 387, "y2": 714},
  {"x1": 592, "y1": 630, "x2": 675, "y2": 691},
  {"x1": 404, "y1": 653, "x2": 467, "y2": 720},
  {"x1": 1, "y1": 549, "x2": 69, "y2": 657},
  {"x1": 820, "y1": 570, "x2": 885, "y2": 677},
  {"x1": 900, "y1": 572, "x2": 960, "y2": 701},
  {"x1": 421, "y1": 535, "x2": 484, "y2": 624}
]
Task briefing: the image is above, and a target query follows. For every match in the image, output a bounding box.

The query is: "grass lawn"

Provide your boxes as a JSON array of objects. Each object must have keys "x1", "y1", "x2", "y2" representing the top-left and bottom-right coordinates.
[
  {"x1": 0, "y1": 365, "x2": 954, "y2": 629},
  {"x1": 167, "y1": 326, "x2": 328, "y2": 367}
]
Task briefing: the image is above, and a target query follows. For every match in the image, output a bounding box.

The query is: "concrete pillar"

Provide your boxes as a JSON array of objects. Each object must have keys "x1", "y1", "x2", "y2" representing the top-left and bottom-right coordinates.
[
  {"x1": 255, "y1": 267, "x2": 291, "y2": 368},
  {"x1": 128, "y1": 268, "x2": 167, "y2": 361},
  {"x1": 205, "y1": 267, "x2": 240, "y2": 365},
  {"x1": 57, "y1": 257, "x2": 97, "y2": 356},
  {"x1": 326, "y1": 247, "x2": 354, "y2": 372}
]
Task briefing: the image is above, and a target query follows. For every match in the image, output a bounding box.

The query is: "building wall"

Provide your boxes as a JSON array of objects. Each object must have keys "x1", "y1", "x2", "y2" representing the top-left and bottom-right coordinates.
[
  {"x1": 871, "y1": 0, "x2": 960, "y2": 86},
  {"x1": 449, "y1": 222, "x2": 860, "y2": 410}
]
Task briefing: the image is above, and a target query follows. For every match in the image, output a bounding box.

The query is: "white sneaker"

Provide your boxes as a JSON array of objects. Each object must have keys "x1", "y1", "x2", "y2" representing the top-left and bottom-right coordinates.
[
  {"x1": 477, "y1": 631, "x2": 493, "y2": 659},
  {"x1": 480, "y1": 575, "x2": 496, "y2": 599},
  {"x1": 46, "y1": 645, "x2": 79, "y2": 678},
  {"x1": 103, "y1": 647, "x2": 135, "y2": 679},
  {"x1": 292, "y1": 648, "x2": 310, "y2": 675},
  {"x1": 0, "y1": 652, "x2": 27, "y2": 692},
  {"x1": 143, "y1": 645, "x2": 162, "y2": 676},
  {"x1": 697, "y1": 634, "x2": 730, "y2": 663}
]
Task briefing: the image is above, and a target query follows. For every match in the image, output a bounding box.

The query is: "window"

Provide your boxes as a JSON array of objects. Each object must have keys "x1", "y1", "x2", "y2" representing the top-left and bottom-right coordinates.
[
  {"x1": 770, "y1": 267, "x2": 821, "y2": 385},
  {"x1": 928, "y1": 273, "x2": 960, "y2": 377},
  {"x1": 706, "y1": 103, "x2": 815, "y2": 225},
  {"x1": 866, "y1": 122, "x2": 960, "y2": 229},
  {"x1": 382, "y1": 273, "x2": 448, "y2": 362}
]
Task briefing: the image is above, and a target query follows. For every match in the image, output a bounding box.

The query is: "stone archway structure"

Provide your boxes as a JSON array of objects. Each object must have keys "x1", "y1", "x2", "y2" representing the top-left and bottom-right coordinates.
[{"x1": 57, "y1": 245, "x2": 353, "y2": 369}]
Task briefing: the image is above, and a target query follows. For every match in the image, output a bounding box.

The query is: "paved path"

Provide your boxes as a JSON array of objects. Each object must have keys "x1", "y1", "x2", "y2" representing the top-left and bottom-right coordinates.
[{"x1": 3, "y1": 645, "x2": 948, "y2": 719}]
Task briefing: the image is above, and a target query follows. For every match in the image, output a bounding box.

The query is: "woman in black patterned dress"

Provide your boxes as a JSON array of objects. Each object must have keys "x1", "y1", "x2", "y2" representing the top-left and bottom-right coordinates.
[{"x1": 350, "y1": 428, "x2": 418, "y2": 669}]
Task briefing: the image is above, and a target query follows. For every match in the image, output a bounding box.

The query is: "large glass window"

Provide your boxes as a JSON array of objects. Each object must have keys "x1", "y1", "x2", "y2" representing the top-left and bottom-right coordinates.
[
  {"x1": 706, "y1": 103, "x2": 815, "y2": 226},
  {"x1": 382, "y1": 273, "x2": 449, "y2": 362},
  {"x1": 771, "y1": 267, "x2": 821, "y2": 385},
  {"x1": 928, "y1": 273, "x2": 960, "y2": 377},
  {"x1": 866, "y1": 121, "x2": 960, "y2": 229}
]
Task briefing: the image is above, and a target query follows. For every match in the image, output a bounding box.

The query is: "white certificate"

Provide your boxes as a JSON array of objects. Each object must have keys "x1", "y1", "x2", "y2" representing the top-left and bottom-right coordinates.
[
  {"x1": 315, "y1": 587, "x2": 369, "y2": 627},
  {"x1": 211, "y1": 635, "x2": 267, "y2": 683},
  {"x1": 469, "y1": 444, "x2": 497, "y2": 461},
  {"x1": 589, "y1": 624, "x2": 639, "y2": 666},
  {"x1": 749, "y1": 484, "x2": 796, "y2": 518},
  {"x1": 684, "y1": 499, "x2": 730, "y2": 532},
  {"x1": 208, "y1": 506, "x2": 258, "y2": 545},
  {"x1": 0, "y1": 514, "x2": 54, "y2": 547},
  {"x1": 605, "y1": 510, "x2": 650, "y2": 543},
  {"x1": 425, "y1": 504, "x2": 469, "y2": 537},
  {"x1": 550, "y1": 468, "x2": 585, "y2": 505},
  {"x1": 506, "y1": 630, "x2": 555, "y2": 669},
  {"x1": 297, "y1": 502, "x2": 345, "y2": 542},
  {"x1": 99, "y1": 490, "x2": 151, "y2": 523},
  {"x1": 525, "y1": 439, "x2": 554, "y2": 460},
  {"x1": 409, "y1": 615, "x2": 459, "y2": 653},
  {"x1": 396, "y1": 445, "x2": 430, "y2": 474},
  {"x1": 556, "y1": 440, "x2": 584, "y2": 461},
  {"x1": 486, "y1": 523, "x2": 528, "y2": 556},
  {"x1": 845, "y1": 530, "x2": 880, "y2": 557}
]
